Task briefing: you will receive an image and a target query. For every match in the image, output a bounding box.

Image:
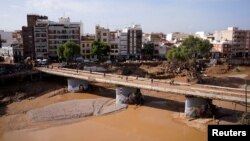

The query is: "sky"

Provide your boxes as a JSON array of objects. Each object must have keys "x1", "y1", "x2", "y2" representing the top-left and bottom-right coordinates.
[{"x1": 0, "y1": 0, "x2": 250, "y2": 34}]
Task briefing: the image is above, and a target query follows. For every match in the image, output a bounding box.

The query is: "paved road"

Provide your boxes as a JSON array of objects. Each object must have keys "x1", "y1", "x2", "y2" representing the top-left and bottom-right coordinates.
[{"x1": 36, "y1": 67, "x2": 250, "y2": 103}]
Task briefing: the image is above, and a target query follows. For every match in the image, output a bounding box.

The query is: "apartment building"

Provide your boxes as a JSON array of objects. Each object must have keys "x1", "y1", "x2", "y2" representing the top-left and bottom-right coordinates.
[
  {"x1": 0, "y1": 30, "x2": 14, "y2": 62},
  {"x1": 12, "y1": 30, "x2": 23, "y2": 62},
  {"x1": 214, "y1": 27, "x2": 250, "y2": 58},
  {"x1": 149, "y1": 33, "x2": 166, "y2": 43},
  {"x1": 34, "y1": 17, "x2": 81, "y2": 59},
  {"x1": 0, "y1": 30, "x2": 13, "y2": 48},
  {"x1": 211, "y1": 40, "x2": 232, "y2": 58},
  {"x1": 109, "y1": 31, "x2": 119, "y2": 59},
  {"x1": 22, "y1": 14, "x2": 48, "y2": 59},
  {"x1": 95, "y1": 25, "x2": 109, "y2": 44},
  {"x1": 166, "y1": 32, "x2": 190, "y2": 42},
  {"x1": 80, "y1": 35, "x2": 95, "y2": 59},
  {"x1": 120, "y1": 25, "x2": 142, "y2": 59}
]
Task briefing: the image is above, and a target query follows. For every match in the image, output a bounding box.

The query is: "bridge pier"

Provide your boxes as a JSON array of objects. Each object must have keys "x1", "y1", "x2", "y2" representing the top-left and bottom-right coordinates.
[
  {"x1": 184, "y1": 96, "x2": 214, "y2": 118},
  {"x1": 116, "y1": 86, "x2": 137, "y2": 104},
  {"x1": 68, "y1": 79, "x2": 89, "y2": 93}
]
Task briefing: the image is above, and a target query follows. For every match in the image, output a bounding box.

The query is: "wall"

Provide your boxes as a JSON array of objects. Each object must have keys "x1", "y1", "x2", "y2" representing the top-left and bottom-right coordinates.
[{"x1": 68, "y1": 79, "x2": 89, "y2": 93}]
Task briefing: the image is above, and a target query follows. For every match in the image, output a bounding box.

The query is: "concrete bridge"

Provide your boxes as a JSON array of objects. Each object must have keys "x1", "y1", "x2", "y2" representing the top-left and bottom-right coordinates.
[{"x1": 36, "y1": 67, "x2": 250, "y2": 117}]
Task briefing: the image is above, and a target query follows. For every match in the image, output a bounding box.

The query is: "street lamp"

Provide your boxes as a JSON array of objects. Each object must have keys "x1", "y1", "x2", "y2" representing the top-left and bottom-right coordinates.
[{"x1": 245, "y1": 79, "x2": 248, "y2": 113}]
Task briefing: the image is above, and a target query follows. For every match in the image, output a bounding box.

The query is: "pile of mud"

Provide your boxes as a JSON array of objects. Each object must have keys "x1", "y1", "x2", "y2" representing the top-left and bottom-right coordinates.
[{"x1": 27, "y1": 98, "x2": 127, "y2": 121}]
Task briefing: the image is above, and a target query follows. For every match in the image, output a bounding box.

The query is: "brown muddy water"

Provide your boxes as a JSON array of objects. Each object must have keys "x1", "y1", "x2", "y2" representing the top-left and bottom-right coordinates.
[{"x1": 1, "y1": 102, "x2": 206, "y2": 141}]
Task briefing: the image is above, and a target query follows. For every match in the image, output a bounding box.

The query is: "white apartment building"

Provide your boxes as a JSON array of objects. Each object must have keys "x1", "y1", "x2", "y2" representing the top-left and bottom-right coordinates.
[
  {"x1": 0, "y1": 30, "x2": 13, "y2": 48},
  {"x1": 0, "y1": 30, "x2": 14, "y2": 62},
  {"x1": 166, "y1": 32, "x2": 190, "y2": 42},
  {"x1": 119, "y1": 25, "x2": 142, "y2": 58},
  {"x1": 195, "y1": 32, "x2": 208, "y2": 40},
  {"x1": 34, "y1": 17, "x2": 81, "y2": 59}
]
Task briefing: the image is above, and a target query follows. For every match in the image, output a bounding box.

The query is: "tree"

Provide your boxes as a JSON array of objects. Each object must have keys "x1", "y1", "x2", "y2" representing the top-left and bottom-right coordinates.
[
  {"x1": 142, "y1": 43, "x2": 154, "y2": 59},
  {"x1": 182, "y1": 36, "x2": 212, "y2": 58},
  {"x1": 90, "y1": 41, "x2": 110, "y2": 60},
  {"x1": 166, "y1": 36, "x2": 212, "y2": 82},
  {"x1": 166, "y1": 45, "x2": 191, "y2": 61},
  {"x1": 56, "y1": 41, "x2": 80, "y2": 62},
  {"x1": 166, "y1": 36, "x2": 212, "y2": 61},
  {"x1": 57, "y1": 45, "x2": 65, "y2": 61}
]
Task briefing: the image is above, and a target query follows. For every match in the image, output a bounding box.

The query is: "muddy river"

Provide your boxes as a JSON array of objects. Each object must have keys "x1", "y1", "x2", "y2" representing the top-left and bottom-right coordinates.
[{"x1": 1, "y1": 103, "x2": 205, "y2": 141}]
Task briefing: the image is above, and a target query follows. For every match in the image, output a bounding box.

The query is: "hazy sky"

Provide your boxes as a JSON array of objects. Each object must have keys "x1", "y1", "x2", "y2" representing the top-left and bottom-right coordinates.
[{"x1": 0, "y1": 0, "x2": 250, "y2": 34}]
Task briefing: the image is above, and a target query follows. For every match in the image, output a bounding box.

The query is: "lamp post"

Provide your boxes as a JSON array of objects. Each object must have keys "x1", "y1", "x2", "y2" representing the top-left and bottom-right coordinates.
[{"x1": 245, "y1": 79, "x2": 248, "y2": 113}]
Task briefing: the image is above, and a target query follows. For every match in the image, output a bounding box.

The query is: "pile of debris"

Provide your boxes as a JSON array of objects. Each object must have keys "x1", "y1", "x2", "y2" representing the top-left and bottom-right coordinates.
[{"x1": 240, "y1": 113, "x2": 250, "y2": 125}]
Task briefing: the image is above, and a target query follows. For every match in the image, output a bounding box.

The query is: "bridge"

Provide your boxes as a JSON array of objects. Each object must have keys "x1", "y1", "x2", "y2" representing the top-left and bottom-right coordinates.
[{"x1": 36, "y1": 67, "x2": 250, "y2": 117}]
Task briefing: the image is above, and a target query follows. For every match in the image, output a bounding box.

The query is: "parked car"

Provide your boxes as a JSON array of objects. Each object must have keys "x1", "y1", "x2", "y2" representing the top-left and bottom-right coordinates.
[{"x1": 41, "y1": 59, "x2": 48, "y2": 65}]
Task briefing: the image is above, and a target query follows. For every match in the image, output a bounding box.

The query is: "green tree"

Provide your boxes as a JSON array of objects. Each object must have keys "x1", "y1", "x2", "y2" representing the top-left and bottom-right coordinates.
[
  {"x1": 166, "y1": 36, "x2": 212, "y2": 61},
  {"x1": 142, "y1": 43, "x2": 154, "y2": 59},
  {"x1": 166, "y1": 45, "x2": 191, "y2": 61},
  {"x1": 90, "y1": 41, "x2": 110, "y2": 60},
  {"x1": 57, "y1": 41, "x2": 80, "y2": 62},
  {"x1": 57, "y1": 44, "x2": 65, "y2": 61},
  {"x1": 166, "y1": 36, "x2": 212, "y2": 82},
  {"x1": 182, "y1": 36, "x2": 212, "y2": 58},
  {"x1": 63, "y1": 41, "x2": 80, "y2": 61}
]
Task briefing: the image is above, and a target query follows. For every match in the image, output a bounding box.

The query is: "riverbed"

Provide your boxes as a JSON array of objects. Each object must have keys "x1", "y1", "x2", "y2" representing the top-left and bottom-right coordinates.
[{"x1": 1, "y1": 95, "x2": 206, "y2": 141}]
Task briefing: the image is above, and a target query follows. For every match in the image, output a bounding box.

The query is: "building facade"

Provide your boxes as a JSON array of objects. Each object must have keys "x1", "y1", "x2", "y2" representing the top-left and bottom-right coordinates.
[
  {"x1": 34, "y1": 17, "x2": 81, "y2": 59},
  {"x1": 12, "y1": 30, "x2": 23, "y2": 62},
  {"x1": 166, "y1": 32, "x2": 190, "y2": 42},
  {"x1": 109, "y1": 31, "x2": 120, "y2": 59},
  {"x1": 95, "y1": 25, "x2": 109, "y2": 44},
  {"x1": 211, "y1": 41, "x2": 232, "y2": 58},
  {"x1": 22, "y1": 14, "x2": 48, "y2": 59},
  {"x1": 119, "y1": 25, "x2": 142, "y2": 59},
  {"x1": 213, "y1": 27, "x2": 250, "y2": 58},
  {"x1": 80, "y1": 35, "x2": 95, "y2": 59}
]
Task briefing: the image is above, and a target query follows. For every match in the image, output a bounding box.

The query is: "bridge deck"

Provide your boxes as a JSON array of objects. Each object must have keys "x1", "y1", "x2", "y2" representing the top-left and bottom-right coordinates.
[{"x1": 36, "y1": 67, "x2": 250, "y2": 103}]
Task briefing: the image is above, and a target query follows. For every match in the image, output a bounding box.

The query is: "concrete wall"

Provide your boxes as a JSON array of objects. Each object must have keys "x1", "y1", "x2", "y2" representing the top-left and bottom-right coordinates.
[
  {"x1": 116, "y1": 86, "x2": 137, "y2": 104},
  {"x1": 68, "y1": 79, "x2": 88, "y2": 93},
  {"x1": 185, "y1": 97, "x2": 208, "y2": 117}
]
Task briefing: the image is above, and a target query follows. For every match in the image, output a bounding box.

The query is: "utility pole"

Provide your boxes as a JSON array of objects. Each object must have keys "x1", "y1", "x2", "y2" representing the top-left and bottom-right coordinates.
[{"x1": 245, "y1": 79, "x2": 248, "y2": 113}]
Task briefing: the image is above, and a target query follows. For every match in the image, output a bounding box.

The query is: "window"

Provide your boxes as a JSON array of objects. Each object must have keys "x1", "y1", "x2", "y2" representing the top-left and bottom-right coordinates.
[
  {"x1": 103, "y1": 39, "x2": 107, "y2": 42},
  {"x1": 103, "y1": 33, "x2": 107, "y2": 36},
  {"x1": 86, "y1": 50, "x2": 90, "y2": 53},
  {"x1": 82, "y1": 44, "x2": 85, "y2": 48},
  {"x1": 87, "y1": 44, "x2": 89, "y2": 47}
]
